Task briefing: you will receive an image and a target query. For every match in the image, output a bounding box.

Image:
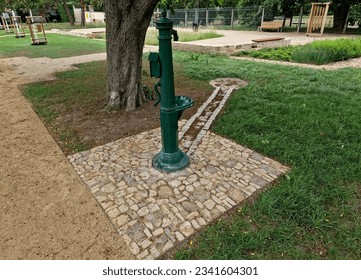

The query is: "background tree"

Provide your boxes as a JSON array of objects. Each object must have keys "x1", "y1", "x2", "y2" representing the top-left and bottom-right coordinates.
[
  {"x1": 88, "y1": 0, "x2": 104, "y2": 11},
  {"x1": 348, "y1": 3, "x2": 361, "y2": 27},
  {"x1": 80, "y1": 0, "x2": 85, "y2": 26},
  {"x1": 332, "y1": 0, "x2": 359, "y2": 30},
  {"x1": 0, "y1": 0, "x2": 8, "y2": 11},
  {"x1": 61, "y1": 0, "x2": 75, "y2": 25},
  {"x1": 8, "y1": 0, "x2": 58, "y2": 21}
]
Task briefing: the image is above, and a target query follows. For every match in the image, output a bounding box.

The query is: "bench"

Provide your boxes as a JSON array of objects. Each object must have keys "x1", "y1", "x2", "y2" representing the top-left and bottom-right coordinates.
[
  {"x1": 258, "y1": 21, "x2": 283, "y2": 32},
  {"x1": 252, "y1": 37, "x2": 285, "y2": 43}
]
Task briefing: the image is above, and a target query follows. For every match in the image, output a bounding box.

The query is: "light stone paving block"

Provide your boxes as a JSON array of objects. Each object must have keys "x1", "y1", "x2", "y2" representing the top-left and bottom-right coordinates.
[
  {"x1": 68, "y1": 80, "x2": 290, "y2": 259},
  {"x1": 68, "y1": 128, "x2": 289, "y2": 259}
]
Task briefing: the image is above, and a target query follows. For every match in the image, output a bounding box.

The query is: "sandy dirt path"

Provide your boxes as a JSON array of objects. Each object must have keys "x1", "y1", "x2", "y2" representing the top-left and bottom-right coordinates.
[{"x1": 0, "y1": 54, "x2": 134, "y2": 259}]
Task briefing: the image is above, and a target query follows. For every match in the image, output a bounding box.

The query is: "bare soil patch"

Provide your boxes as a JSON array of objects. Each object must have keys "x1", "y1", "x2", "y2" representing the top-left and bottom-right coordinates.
[
  {"x1": 23, "y1": 60, "x2": 214, "y2": 155},
  {"x1": 54, "y1": 81, "x2": 211, "y2": 153},
  {"x1": 0, "y1": 57, "x2": 134, "y2": 259}
]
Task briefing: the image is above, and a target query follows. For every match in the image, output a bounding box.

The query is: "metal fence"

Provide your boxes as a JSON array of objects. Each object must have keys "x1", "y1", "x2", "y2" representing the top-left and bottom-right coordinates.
[{"x1": 151, "y1": 7, "x2": 265, "y2": 29}]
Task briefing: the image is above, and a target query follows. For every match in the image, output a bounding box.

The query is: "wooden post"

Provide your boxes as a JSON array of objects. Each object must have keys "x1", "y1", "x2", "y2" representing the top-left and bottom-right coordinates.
[
  {"x1": 320, "y1": 3, "x2": 330, "y2": 35},
  {"x1": 206, "y1": 9, "x2": 209, "y2": 28},
  {"x1": 2, "y1": 13, "x2": 12, "y2": 33},
  {"x1": 231, "y1": 9, "x2": 234, "y2": 30},
  {"x1": 185, "y1": 10, "x2": 187, "y2": 28},
  {"x1": 307, "y1": 3, "x2": 315, "y2": 34}
]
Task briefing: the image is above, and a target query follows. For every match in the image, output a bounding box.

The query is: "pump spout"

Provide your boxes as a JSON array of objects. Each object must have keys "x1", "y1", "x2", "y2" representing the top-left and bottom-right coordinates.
[{"x1": 171, "y1": 29, "x2": 179, "y2": 41}]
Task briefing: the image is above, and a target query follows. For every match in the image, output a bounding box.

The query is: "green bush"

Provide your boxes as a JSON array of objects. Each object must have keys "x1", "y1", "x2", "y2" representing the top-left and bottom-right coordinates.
[
  {"x1": 239, "y1": 38, "x2": 361, "y2": 65},
  {"x1": 292, "y1": 38, "x2": 361, "y2": 65},
  {"x1": 241, "y1": 46, "x2": 296, "y2": 61},
  {"x1": 57, "y1": 4, "x2": 75, "y2": 23}
]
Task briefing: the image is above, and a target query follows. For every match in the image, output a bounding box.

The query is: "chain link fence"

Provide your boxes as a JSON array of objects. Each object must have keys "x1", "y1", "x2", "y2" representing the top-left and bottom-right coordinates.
[{"x1": 151, "y1": 7, "x2": 265, "y2": 29}]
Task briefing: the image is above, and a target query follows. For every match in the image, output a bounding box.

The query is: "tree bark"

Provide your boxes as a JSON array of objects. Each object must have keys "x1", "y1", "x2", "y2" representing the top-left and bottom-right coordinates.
[
  {"x1": 105, "y1": 0, "x2": 159, "y2": 112},
  {"x1": 62, "y1": 0, "x2": 75, "y2": 26},
  {"x1": 80, "y1": 0, "x2": 86, "y2": 26},
  {"x1": 333, "y1": 3, "x2": 351, "y2": 30}
]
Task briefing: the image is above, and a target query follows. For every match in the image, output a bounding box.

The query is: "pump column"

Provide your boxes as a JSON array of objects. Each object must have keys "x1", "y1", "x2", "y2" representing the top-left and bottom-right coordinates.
[{"x1": 152, "y1": 13, "x2": 190, "y2": 172}]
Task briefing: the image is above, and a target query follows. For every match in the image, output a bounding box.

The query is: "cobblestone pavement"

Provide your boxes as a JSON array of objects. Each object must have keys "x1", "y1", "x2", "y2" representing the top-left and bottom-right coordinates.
[{"x1": 68, "y1": 79, "x2": 290, "y2": 259}]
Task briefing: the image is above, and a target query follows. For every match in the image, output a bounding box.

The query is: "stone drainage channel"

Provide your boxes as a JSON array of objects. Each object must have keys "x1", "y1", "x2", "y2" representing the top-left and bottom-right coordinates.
[{"x1": 68, "y1": 79, "x2": 290, "y2": 259}]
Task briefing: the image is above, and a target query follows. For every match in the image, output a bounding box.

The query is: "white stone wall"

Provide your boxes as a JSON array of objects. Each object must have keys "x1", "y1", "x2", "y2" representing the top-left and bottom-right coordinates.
[{"x1": 73, "y1": 7, "x2": 105, "y2": 23}]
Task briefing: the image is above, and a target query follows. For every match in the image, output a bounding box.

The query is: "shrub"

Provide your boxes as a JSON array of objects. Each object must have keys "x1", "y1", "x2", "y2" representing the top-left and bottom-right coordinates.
[
  {"x1": 239, "y1": 46, "x2": 297, "y2": 61},
  {"x1": 291, "y1": 38, "x2": 361, "y2": 65},
  {"x1": 239, "y1": 38, "x2": 361, "y2": 65}
]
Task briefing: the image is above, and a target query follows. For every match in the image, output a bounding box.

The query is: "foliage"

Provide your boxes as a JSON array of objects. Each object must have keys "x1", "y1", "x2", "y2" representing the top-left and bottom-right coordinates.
[
  {"x1": 237, "y1": 0, "x2": 307, "y2": 20},
  {"x1": 160, "y1": 0, "x2": 225, "y2": 9},
  {"x1": 236, "y1": 4, "x2": 264, "y2": 27},
  {"x1": 239, "y1": 38, "x2": 361, "y2": 65},
  {"x1": 237, "y1": 0, "x2": 359, "y2": 29},
  {"x1": 57, "y1": 4, "x2": 69, "y2": 22},
  {"x1": 3, "y1": 0, "x2": 58, "y2": 13},
  {"x1": 292, "y1": 38, "x2": 361, "y2": 64},
  {"x1": 88, "y1": 0, "x2": 104, "y2": 11},
  {"x1": 348, "y1": 3, "x2": 361, "y2": 27},
  {"x1": 240, "y1": 45, "x2": 296, "y2": 61}
]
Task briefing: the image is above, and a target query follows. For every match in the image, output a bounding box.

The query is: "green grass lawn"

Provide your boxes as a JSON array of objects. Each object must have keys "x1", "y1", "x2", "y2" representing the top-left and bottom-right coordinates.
[
  {"x1": 173, "y1": 52, "x2": 361, "y2": 259},
  {"x1": 0, "y1": 30, "x2": 220, "y2": 59},
  {"x1": 0, "y1": 33, "x2": 105, "y2": 58},
  {"x1": 94, "y1": 30, "x2": 223, "y2": 45},
  {"x1": 22, "y1": 50, "x2": 361, "y2": 259},
  {"x1": 145, "y1": 29, "x2": 223, "y2": 45},
  {"x1": 42, "y1": 22, "x2": 106, "y2": 30}
]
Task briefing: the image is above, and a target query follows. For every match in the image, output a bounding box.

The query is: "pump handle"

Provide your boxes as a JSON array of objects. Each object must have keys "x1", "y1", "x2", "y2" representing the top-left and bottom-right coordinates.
[{"x1": 154, "y1": 82, "x2": 161, "y2": 107}]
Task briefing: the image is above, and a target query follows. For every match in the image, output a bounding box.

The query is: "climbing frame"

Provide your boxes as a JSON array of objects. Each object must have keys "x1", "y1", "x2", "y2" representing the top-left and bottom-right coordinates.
[
  {"x1": 306, "y1": 2, "x2": 331, "y2": 36},
  {"x1": 26, "y1": 16, "x2": 47, "y2": 45},
  {"x1": 11, "y1": 16, "x2": 26, "y2": 38},
  {"x1": 1, "y1": 13, "x2": 13, "y2": 33}
]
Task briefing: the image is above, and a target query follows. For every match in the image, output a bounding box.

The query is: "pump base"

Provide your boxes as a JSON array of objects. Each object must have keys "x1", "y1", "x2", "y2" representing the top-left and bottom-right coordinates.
[{"x1": 152, "y1": 149, "x2": 189, "y2": 173}]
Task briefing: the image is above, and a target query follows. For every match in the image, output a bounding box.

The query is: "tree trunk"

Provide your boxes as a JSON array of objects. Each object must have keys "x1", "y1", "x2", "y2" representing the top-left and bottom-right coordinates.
[
  {"x1": 105, "y1": 0, "x2": 159, "y2": 112},
  {"x1": 80, "y1": 0, "x2": 85, "y2": 26},
  {"x1": 40, "y1": 9, "x2": 47, "y2": 22},
  {"x1": 62, "y1": 0, "x2": 74, "y2": 26},
  {"x1": 333, "y1": 3, "x2": 351, "y2": 30}
]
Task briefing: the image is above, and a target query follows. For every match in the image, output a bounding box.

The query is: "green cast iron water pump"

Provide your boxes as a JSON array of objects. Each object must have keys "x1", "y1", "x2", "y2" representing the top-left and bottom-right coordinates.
[{"x1": 148, "y1": 10, "x2": 194, "y2": 173}]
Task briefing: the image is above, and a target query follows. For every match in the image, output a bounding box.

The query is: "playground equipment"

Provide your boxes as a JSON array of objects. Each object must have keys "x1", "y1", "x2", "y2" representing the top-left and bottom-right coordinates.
[
  {"x1": 307, "y1": 2, "x2": 331, "y2": 36},
  {"x1": 11, "y1": 12, "x2": 26, "y2": 38},
  {"x1": 1, "y1": 13, "x2": 13, "y2": 33},
  {"x1": 148, "y1": 9, "x2": 194, "y2": 173},
  {"x1": 26, "y1": 16, "x2": 47, "y2": 45}
]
